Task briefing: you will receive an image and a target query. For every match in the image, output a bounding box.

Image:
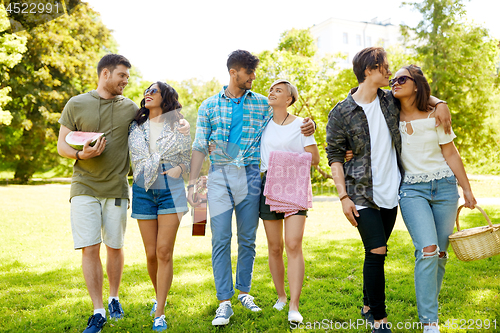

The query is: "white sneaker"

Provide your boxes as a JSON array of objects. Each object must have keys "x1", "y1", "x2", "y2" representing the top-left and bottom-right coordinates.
[
  {"x1": 423, "y1": 325, "x2": 440, "y2": 333},
  {"x1": 288, "y1": 310, "x2": 303, "y2": 323},
  {"x1": 152, "y1": 315, "x2": 167, "y2": 331},
  {"x1": 238, "y1": 294, "x2": 262, "y2": 312},
  {"x1": 273, "y1": 299, "x2": 286, "y2": 311},
  {"x1": 211, "y1": 301, "x2": 233, "y2": 326}
]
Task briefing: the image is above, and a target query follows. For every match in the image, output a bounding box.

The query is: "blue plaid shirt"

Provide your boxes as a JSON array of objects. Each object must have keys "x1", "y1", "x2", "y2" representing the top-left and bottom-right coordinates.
[{"x1": 192, "y1": 87, "x2": 271, "y2": 167}]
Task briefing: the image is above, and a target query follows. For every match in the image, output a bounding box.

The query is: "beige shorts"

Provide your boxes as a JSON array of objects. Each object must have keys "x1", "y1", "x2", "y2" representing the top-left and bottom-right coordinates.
[{"x1": 70, "y1": 195, "x2": 128, "y2": 250}]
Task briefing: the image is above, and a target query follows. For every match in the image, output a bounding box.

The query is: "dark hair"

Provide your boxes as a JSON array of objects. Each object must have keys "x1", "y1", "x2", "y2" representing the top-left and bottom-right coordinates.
[
  {"x1": 227, "y1": 50, "x2": 260, "y2": 72},
  {"x1": 402, "y1": 65, "x2": 431, "y2": 112},
  {"x1": 134, "y1": 82, "x2": 184, "y2": 128},
  {"x1": 352, "y1": 47, "x2": 388, "y2": 83},
  {"x1": 97, "y1": 54, "x2": 131, "y2": 77}
]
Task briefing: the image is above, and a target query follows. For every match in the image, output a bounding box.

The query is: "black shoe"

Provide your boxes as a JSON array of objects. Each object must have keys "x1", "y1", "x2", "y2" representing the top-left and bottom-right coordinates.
[
  {"x1": 372, "y1": 323, "x2": 392, "y2": 333},
  {"x1": 361, "y1": 308, "x2": 375, "y2": 324}
]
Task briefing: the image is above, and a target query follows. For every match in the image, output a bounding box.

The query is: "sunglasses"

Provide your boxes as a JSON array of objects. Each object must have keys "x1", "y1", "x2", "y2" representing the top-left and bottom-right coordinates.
[
  {"x1": 389, "y1": 75, "x2": 415, "y2": 87},
  {"x1": 144, "y1": 88, "x2": 160, "y2": 96}
]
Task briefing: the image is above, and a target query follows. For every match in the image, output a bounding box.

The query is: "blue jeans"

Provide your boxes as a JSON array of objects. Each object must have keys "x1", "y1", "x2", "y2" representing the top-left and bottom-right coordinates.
[
  {"x1": 207, "y1": 164, "x2": 261, "y2": 300},
  {"x1": 399, "y1": 176, "x2": 459, "y2": 324}
]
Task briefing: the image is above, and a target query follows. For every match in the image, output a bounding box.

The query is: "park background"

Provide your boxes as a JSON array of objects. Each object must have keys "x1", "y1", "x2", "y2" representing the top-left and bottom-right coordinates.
[{"x1": 1, "y1": 0, "x2": 500, "y2": 332}]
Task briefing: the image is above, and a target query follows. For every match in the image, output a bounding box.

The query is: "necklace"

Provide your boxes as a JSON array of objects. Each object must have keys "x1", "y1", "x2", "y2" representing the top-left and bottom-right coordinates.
[
  {"x1": 279, "y1": 112, "x2": 289, "y2": 125},
  {"x1": 225, "y1": 89, "x2": 243, "y2": 105}
]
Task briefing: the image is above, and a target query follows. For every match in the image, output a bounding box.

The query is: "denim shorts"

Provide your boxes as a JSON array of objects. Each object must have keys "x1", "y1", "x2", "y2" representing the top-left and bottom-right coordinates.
[{"x1": 131, "y1": 163, "x2": 188, "y2": 219}]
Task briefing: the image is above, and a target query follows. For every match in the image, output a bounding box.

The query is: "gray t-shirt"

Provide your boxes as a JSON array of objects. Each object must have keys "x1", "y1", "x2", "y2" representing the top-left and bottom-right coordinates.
[{"x1": 59, "y1": 90, "x2": 138, "y2": 199}]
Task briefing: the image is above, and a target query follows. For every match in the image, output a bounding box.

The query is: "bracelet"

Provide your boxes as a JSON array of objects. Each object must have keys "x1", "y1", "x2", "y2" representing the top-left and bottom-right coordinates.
[
  {"x1": 178, "y1": 165, "x2": 184, "y2": 175},
  {"x1": 435, "y1": 101, "x2": 447, "y2": 107},
  {"x1": 75, "y1": 150, "x2": 81, "y2": 160},
  {"x1": 187, "y1": 184, "x2": 194, "y2": 190},
  {"x1": 339, "y1": 194, "x2": 350, "y2": 201}
]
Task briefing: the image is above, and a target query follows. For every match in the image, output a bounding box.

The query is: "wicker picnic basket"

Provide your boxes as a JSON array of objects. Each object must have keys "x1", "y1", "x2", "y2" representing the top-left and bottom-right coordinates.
[{"x1": 449, "y1": 205, "x2": 500, "y2": 262}]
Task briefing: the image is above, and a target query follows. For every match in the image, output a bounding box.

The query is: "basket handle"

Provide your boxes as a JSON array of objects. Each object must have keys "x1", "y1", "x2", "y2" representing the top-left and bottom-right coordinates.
[{"x1": 455, "y1": 205, "x2": 493, "y2": 231}]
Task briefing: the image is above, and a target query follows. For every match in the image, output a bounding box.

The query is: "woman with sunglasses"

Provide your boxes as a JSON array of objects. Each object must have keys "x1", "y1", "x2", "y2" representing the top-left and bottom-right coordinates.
[
  {"x1": 391, "y1": 65, "x2": 476, "y2": 333},
  {"x1": 128, "y1": 82, "x2": 191, "y2": 331},
  {"x1": 260, "y1": 79, "x2": 320, "y2": 324}
]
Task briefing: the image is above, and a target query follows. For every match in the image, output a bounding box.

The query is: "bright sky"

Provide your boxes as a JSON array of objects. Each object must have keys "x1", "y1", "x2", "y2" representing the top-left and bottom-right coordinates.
[{"x1": 83, "y1": 0, "x2": 499, "y2": 84}]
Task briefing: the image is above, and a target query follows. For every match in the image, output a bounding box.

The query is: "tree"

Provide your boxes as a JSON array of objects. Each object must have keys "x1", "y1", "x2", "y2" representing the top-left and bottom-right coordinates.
[
  {"x1": 168, "y1": 78, "x2": 222, "y2": 176},
  {"x1": 0, "y1": 2, "x2": 115, "y2": 182},
  {"x1": 402, "y1": 0, "x2": 500, "y2": 171},
  {"x1": 0, "y1": 4, "x2": 27, "y2": 126},
  {"x1": 168, "y1": 78, "x2": 222, "y2": 140},
  {"x1": 252, "y1": 29, "x2": 358, "y2": 180}
]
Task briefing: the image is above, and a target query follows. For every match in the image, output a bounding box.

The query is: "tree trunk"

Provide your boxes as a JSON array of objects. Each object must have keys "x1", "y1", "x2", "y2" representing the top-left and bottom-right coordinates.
[
  {"x1": 14, "y1": 160, "x2": 36, "y2": 184},
  {"x1": 13, "y1": 128, "x2": 44, "y2": 184}
]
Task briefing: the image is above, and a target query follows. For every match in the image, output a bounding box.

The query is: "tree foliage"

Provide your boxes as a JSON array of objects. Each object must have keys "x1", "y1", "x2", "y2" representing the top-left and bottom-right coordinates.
[
  {"x1": 277, "y1": 28, "x2": 317, "y2": 57},
  {"x1": 0, "y1": 2, "x2": 115, "y2": 182},
  {"x1": 2, "y1": 0, "x2": 499, "y2": 182},
  {"x1": 168, "y1": 78, "x2": 221, "y2": 140},
  {"x1": 402, "y1": 0, "x2": 500, "y2": 172},
  {"x1": 253, "y1": 29, "x2": 357, "y2": 179},
  {"x1": 0, "y1": 4, "x2": 27, "y2": 125},
  {"x1": 167, "y1": 78, "x2": 222, "y2": 175}
]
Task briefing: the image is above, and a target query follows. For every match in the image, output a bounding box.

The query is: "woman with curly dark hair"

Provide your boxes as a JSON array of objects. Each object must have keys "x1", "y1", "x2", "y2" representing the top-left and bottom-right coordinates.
[
  {"x1": 392, "y1": 65, "x2": 476, "y2": 333},
  {"x1": 128, "y1": 81, "x2": 191, "y2": 331}
]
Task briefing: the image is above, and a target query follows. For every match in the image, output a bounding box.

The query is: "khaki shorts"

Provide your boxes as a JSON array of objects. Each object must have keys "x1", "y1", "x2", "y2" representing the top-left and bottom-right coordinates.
[{"x1": 70, "y1": 195, "x2": 128, "y2": 250}]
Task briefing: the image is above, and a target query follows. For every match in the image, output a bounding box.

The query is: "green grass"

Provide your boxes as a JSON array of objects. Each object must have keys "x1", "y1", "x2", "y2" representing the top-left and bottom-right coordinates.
[
  {"x1": 467, "y1": 176, "x2": 500, "y2": 198},
  {"x1": 312, "y1": 178, "x2": 338, "y2": 197},
  {"x1": 0, "y1": 185, "x2": 499, "y2": 332}
]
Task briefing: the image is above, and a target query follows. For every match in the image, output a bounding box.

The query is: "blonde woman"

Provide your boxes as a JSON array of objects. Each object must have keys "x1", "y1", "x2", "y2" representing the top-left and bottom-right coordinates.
[{"x1": 260, "y1": 79, "x2": 319, "y2": 323}]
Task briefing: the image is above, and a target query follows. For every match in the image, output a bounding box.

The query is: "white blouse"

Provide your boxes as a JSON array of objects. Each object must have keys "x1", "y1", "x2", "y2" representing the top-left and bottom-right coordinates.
[
  {"x1": 399, "y1": 116, "x2": 456, "y2": 184},
  {"x1": 149, "y1": 121, "x2": 164, "y2": 154}
]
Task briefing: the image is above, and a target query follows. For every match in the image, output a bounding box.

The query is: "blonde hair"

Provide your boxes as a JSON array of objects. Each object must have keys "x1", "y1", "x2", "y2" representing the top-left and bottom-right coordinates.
[{"x1": 270, "y1": 79, "x2": 299, "y2": 106}]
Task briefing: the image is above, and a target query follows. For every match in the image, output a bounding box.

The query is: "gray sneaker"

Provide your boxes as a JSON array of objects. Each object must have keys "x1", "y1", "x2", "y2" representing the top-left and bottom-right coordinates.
[
  {"x1": 211, "y1": 302, "x2": 233, "y2": 326},
  {"x1": 238, "y1": 294, "x2": 262, "y2": 312}
]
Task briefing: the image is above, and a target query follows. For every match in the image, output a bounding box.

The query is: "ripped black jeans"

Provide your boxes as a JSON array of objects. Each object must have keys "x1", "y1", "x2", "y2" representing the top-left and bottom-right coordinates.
[{"x1": 355, "y1": 206, "x2": 398, "y2": 321}]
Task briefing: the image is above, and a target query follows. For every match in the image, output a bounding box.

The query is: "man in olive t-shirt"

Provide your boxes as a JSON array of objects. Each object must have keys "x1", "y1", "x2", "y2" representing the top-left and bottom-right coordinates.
[{"x1": 57, "y1": 54, "x2": 137, "y2": 332}]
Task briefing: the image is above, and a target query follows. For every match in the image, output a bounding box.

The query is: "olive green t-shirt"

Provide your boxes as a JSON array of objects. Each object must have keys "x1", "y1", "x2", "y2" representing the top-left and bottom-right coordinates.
[{"x1": 59, "y1": 90, "x2": 138, "y2": 200}]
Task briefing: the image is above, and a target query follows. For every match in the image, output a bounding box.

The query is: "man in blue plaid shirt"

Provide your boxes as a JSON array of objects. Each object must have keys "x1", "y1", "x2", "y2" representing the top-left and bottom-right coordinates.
[{"x1": 188, "y1": 50, "x2": 315, "y2": 326}]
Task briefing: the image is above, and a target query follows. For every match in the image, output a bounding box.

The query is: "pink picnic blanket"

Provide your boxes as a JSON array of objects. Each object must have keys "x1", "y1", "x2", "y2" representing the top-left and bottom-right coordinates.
[{"x1": 263, "y1": 151, "x2": 313, "y2": 217}]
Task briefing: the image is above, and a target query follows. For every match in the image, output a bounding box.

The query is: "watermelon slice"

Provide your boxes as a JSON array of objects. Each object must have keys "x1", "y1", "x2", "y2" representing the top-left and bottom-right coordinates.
[{"x1": 65, "y1": 131, "x2": 105, "y2": 150}]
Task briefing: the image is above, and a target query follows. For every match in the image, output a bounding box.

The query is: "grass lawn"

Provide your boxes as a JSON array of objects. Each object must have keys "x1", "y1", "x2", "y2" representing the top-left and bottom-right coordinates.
[
  {"x1": 467, "y1": 175, "x2": 500, "y2": 198},
  {"x1": 0, "y1": 185, "x2": 499, "y2": 332}
]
